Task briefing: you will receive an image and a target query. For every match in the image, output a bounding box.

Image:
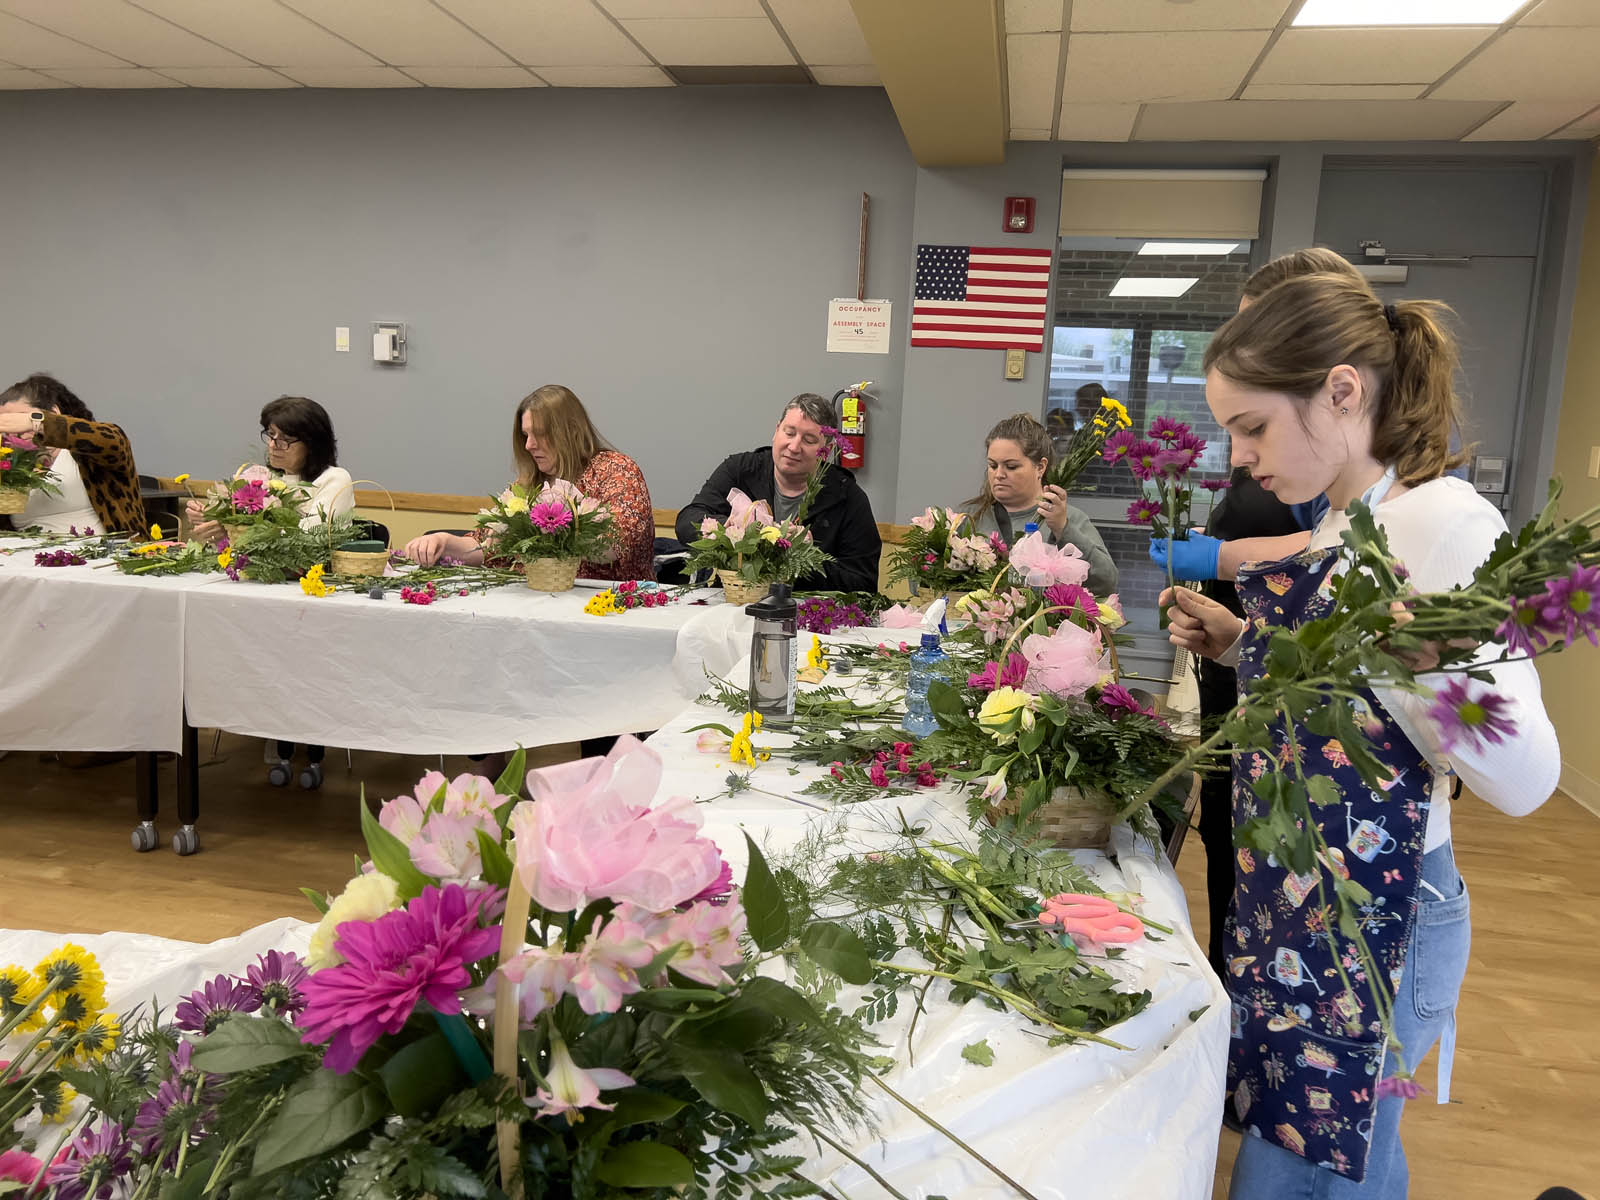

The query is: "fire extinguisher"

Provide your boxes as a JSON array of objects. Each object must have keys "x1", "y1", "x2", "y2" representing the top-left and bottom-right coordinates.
[{"x1": 832, "y1": 380, "x2": 872, "y2": 471}]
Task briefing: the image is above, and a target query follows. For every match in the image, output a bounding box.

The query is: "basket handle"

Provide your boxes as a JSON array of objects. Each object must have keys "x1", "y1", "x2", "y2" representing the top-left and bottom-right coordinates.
[{"x1": 322, "y1": 478, "x2": 396, "y2": 552}]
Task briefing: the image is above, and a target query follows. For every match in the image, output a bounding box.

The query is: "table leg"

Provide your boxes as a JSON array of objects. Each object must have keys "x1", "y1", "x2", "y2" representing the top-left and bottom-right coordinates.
[
  {"x1": 132, "y1": 753, "x2": 159, "y2": 852},
  {"x1": 173, "y1": 721, "x2": 201, "y2": 856}
]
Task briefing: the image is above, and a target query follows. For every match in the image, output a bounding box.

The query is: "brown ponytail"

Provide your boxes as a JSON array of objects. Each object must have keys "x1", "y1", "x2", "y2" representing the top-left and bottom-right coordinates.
[
  {"x1": 1203, "y1": 272, "x2": 1470, "y2": 487},
  {"x1": 964, "y1": 412, "x2": 1052, "y2": 514}
]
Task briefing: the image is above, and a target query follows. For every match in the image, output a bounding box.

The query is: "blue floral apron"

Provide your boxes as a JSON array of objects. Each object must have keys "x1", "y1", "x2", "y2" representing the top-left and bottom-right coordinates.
[{"x1": 1226, "y1": 544, "x2": 1432, "y2": 1182}]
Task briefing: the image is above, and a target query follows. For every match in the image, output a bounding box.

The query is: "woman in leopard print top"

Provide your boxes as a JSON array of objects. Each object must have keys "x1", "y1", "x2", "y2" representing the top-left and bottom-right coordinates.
[{"x1": 0, "y1": 374, "x2": 148, "y2": 537}]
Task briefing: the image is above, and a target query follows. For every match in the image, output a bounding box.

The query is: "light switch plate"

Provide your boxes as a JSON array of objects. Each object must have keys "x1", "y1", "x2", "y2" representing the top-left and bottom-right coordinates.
[
  {"x1": 1589, "y1": 445, "x2": 1600, "y2": 479},
  {"x1": 1004, "y1": 348, "x2": 1025, "y2": 380},
  {"x1": 335, "y1": 327, "x2": 350, "y2": 353}
]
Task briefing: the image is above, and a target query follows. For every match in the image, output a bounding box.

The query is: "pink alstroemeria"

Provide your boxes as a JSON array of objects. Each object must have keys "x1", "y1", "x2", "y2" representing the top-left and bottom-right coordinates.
[
  {"x1": 660, "y1": 896, "x2": 748, "y2": 986},
  {"x1": 508, "y1": 736, "x2": 724, "y2": 912},
  {"x1": 1008, "y1": 531, "x2": 1090, "y2": 588},
  {"x1": 485, "y1": 946, "x2": 579, "y2": 1024},
  {"x1": 569, "y1": 918, "x2": 658, "y2": 1014},
  {"x1": 700, "y1": 515, "x2": 720, "y2": 537},
  {"x1": 529, "y1": 1037, "x2": 634, "y2": 1118},
  {"x1": 1021, "y1": 622, "x2": 1107, "y2": 699},
  {"x1": 695, "y1": 729, "x2": 731, "y2": 755}
]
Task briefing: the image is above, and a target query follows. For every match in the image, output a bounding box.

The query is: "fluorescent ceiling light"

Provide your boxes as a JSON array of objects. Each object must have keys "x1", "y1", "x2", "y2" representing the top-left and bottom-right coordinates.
[
  {"x1": 1110, "y1": 277, "x2": 1198, "y2": 298},
  {"x1": 1138, "y1": 241, "x2": 1240, "y2": 256},
  {"x1": 1293, "y1": 0, "x2": 1521, "y2": 26}
]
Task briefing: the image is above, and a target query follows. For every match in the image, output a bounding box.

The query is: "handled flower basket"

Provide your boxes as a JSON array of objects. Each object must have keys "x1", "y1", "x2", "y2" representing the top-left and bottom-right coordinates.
[
  {"x1": 716, "y1": 568, "x2": 769, "y2": 606},
  {"x1": 524, "y1": 556, "x2": 580, "y2": 592},
  {"x1": 0, "y1": 490, "x2": 26, "y2": 515},
  {"x1": 327, "y1": 479, "x2": 395, "y2": 577},
  {"x1": 989, "y1": 783, "x2": 1116, "y2": 850}
]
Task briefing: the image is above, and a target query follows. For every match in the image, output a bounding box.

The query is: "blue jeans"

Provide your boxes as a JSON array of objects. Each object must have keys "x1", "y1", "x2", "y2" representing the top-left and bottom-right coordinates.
[{"x1": 1229, "y1": 843, "x2": 1472, "y2": 1200}]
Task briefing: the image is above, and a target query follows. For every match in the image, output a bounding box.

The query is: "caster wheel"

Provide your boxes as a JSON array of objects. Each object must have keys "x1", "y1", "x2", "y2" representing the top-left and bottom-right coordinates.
[
  {"x1": 172, "y1": 826, "x2": 200, "y2": 856},
  {"x1": 131, "y1": 822, "x2": 159, "y2": 852},
  {"x1": 268, "y1": 760, "x2": 292, "y2": 787},
  {"x1": 298, "y1": 763, "x2": 323, "y2": 790}
]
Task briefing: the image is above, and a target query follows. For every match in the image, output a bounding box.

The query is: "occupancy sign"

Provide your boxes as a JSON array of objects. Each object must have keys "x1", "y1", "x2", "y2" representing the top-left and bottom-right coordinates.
[{"x1": 826, "y1": 299, "x2": 892, "y2": 354}]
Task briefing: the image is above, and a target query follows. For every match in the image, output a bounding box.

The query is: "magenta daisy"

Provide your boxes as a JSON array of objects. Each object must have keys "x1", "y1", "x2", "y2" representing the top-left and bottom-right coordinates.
[
  {"x1": 1537, "y1": 564, "x2": 1600, "y2": 647},
  {"x1": 1200, "y1": 478, "x2": 1232, "y2": 492},
  {"x1": 1126, "y1": 498, "x2": 1161, "y2": 526},
  {"x1": 1427, "y1": 678, "x2": 1517, "y2": 752},
  {"x1": 173, "y1": 975, "x2": 261, "y2": 1034},
  {"x1": 297, "y1": 883, "x2": 504, "y2": 1073},
  {"x1": 686, "y1": 860, "x2": 734, "y2": 906},
  {"x1": 45, "y1": 1121, "x2": 133, "y2": 1200},
  {"x1": 1155, "y1": 445, "x2": 1202, "y2": 476},
  {"x1": 1126, "y1": 440, "x2": 1164, "y2": 481},
  {"x1": 1147, "y1": 416, "x2": 1192, "y2": 444},
  {"x1": 529, "y1": 499, "x2": 574, "y2": 534},
  {"x1": 968, "y1": 652, "x2": 1029, "y2": 693},
  {"x1": 246, "y1": 949, "x2": 309, "y2": 1018},
  {"x1": 1101, "y1": 429, "x2": 1139, "y2": 464},
  {"x1": 229, "y1": 480, "x2": 269, "y2": 514},
  {"x1": 1097, "y1": 683, "x2": 1153, "y2": 719},
  {"x1": 1044, "y1": 582, "x2": 1098, "y2": 620}
]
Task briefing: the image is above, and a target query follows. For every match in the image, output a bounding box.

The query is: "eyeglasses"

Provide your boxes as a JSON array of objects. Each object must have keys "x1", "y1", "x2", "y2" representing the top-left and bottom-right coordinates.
[{"x1": 260, "y1": 430, "x2": 301, "y2": 449}]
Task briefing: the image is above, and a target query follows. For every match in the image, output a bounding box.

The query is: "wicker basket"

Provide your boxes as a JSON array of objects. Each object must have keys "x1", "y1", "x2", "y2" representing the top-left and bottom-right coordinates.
[
  {"x1": 524, "y1": 556, "x2": 580, "y2": 592},
  {"x1": 330, "y1": 546, "x2": 390, "y2": 577},
  {"x1": 716, "y1": 569, "x2": 769, "y2": 606},
  {"x1": 0, "y1": 490, "x2": 25, "y2": 515},
  {"x1": 988, "y1": 783, "x2": 1116, "y2": 850},
  {"x1": 221, "y1": 522, "x2": 251, "y2": 548}
]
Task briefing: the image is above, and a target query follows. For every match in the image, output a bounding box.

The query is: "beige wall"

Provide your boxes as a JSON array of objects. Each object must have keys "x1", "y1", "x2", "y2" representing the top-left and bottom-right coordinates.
[{"x1": 1538, "y1": 149, "x2": 1600, "y2": 813}]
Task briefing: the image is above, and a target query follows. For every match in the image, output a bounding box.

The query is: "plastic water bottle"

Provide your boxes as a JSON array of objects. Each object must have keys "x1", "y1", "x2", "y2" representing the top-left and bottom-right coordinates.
[
  {"x1": 902, "y1": 632, "x2": 947, "y2": 737},
  {"x1": 1020, "y1": 521, "x2": 1048, "y2": 588}
]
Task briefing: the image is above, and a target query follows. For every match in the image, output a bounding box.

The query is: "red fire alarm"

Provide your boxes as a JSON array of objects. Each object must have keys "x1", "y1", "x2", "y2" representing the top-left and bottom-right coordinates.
[{"x1": 1003, "y1": 196, "x2": 1035, "y2": 234}]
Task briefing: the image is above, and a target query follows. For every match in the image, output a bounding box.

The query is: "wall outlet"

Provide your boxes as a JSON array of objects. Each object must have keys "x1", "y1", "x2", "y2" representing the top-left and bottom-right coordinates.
[
  {"x1": 1589, "y1": 445, "x2": 1600, "y2": 480},
  {"x1": 1003, "y1": 348, "x2": 1025, "y2": 380}
]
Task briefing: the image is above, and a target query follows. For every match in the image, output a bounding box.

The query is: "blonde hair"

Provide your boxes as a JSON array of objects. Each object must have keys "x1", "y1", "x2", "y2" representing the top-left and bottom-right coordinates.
[
  {"x1": 964, "y1": 412, "x2": 1051, "y2": 514},
  {"x1": 1203, "y1": 272, "x2": 1470, "y2": 487},
  {"x1": 1241, "y1": 246, "x2": 1364, "y2": 303},
  {"x1": 512, "y1": 384, "x2": 612, "y2": 488}
]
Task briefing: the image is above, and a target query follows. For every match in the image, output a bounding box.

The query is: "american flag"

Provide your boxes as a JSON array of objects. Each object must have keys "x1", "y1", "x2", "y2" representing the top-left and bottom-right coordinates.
[{"x1": 910, "y1": 244, "x2": 1053, "y2": 351}]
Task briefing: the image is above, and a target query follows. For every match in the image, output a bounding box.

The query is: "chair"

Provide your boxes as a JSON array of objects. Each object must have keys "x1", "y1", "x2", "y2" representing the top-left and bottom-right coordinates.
[
  {"x1": 424, "y1": 528, "x2": 472, "y2": 537},
  {"x1": 653, "y1": 536, "x2": 690, "y2": 585},
  {"x1": 352, "y1": 518, "x2": 390, "y2": 544}
]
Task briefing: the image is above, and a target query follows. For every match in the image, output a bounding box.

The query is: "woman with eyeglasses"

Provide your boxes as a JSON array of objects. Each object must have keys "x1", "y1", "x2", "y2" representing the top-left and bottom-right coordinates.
[{"x1": 186, "y1": 397, "x2": 354, "y2": 541}]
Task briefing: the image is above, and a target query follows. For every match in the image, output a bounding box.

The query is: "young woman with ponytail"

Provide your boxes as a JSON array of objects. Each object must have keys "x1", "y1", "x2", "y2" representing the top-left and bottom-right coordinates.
[{"x1": 1165, "y1": 273, "x2": 1560, "y2": 1197}]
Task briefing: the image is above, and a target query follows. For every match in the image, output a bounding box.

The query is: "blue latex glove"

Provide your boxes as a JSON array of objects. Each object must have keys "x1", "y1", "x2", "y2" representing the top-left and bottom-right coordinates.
[{"x1": 1148, "y1": 533, "x2": 1222, "y2": 582}]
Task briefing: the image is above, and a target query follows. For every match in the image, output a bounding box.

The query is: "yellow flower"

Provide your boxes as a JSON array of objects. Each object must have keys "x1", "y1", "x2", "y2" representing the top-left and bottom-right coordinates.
[
  {"x1": 64, "y1": 1011, "x2": 120, "y2": 1064},
  {"x1": 268, "y1": 478, "x2": 287, "y2": 492},
  {"x1": 33, "y1": 945, "x2": 105, "y2": 1011},
  {"x1": 1097, "y1": 601, "x2": 1126, "y2": 630},
  {"x1": 503, "y1": 494, "x2": 529, "y2": 516},
  {"x1": 217, "y1": 548, "x2": 233, "y2": 570},
  {"x1": 584, "y1": 589, "x2": 621, "y2": 615},
  {"x1": 299, "y1": 563, "x2": 333, "y2": 597},
  {"x1": 35, "y1": 1078, "x2": 76, "y2": 1123},
  {"x1": 976, "y1": 686, "x2": 1037, "y2": 744},
  {"x1": 130, "y1": 542, "x2": 167, "y2": 556},
  {"x1": 173, "y1": 473, "x2": 190, "y2": 485},
  {"x1": 805, "y1": 634, "x2": 829, "y2": 672},
  {"x1": 308, "y1": 871, "x2": 402, "y2": 969},
  {"x1": 759, "y1": 525, "x2": 781, "y2": 544},
  {"x1": 149, "y1": 524, "x2": 162, "y2": 540},
  {"x1": 0, "y1": 447, "x2": 12, "y2": 457},
  {"x1": 0, "y1": 963, "x2": 44, "y2": 1033},
  {"x1": 1101, "y1": 396, "x2": 1132, "y2": 429}
]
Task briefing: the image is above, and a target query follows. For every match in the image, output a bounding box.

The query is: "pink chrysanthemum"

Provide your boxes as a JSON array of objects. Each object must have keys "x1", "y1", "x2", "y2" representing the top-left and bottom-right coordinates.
[
  {"x1": 1126, "y1": 498, "x2": 1162, "y2": 526},
  {"x1": 1044, "y1": 582, "x2": 1099, "y2": 620},
  {"x1": 1147, "y1": 416, "x2": 1192, "y2": 444},
  {"x1": 230, "y1": 480, "x2": 269, "y2": 514},
  {"x1": 1126, "y1": 441, "x2": 1164, "y2": 481},
  {"x1": 297, "y1": 884, "x2": 504, "y2": 1073},
  {"x1": 1101, "y1": 428, "x2": 1139, "y2": 464},
  {"x1": 968, "y1": 652, "x2": 1030, "y2": 693}
]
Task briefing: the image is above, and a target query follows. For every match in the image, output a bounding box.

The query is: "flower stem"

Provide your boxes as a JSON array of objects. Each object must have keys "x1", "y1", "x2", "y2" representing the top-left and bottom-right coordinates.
[
  {"x1": 865, "y1": 1073, "x2": 1043, "y2": 1200},
  {"x1": 870, "y1": 960, "x2": 1128, "y2": 1049},
  {"x1": 811, "y1": 1126, "x2": 913, "y2": 1200}
]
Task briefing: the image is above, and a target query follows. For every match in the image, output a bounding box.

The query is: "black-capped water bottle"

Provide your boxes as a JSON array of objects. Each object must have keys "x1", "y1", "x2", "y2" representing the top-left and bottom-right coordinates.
[
  {"x1": 746, "y1": 582, "x2": 797, "y2": 728},
  {"x1": 902, "y1": 632, "x2": 946, "y2": 737}
]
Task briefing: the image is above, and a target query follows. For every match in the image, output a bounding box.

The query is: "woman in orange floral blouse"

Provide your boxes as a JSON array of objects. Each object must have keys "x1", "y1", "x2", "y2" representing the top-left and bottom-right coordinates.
[{"x1": 402, "y1": 384, "x2": 655, "y2": 581}]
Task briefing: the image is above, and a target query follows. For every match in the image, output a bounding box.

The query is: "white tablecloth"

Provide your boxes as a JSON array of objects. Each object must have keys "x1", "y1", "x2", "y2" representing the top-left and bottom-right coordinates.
[
  {"x1": 181, "y1": 580, "x2": 724, "y2": 755},
  {"x1": 0, "y1": 554, "x2": 225, "y2": 753}
]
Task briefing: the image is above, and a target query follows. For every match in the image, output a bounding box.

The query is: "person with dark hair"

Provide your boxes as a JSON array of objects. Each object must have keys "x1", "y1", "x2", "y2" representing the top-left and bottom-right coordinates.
[
  {"x1": 401, "y1": 384, "x2": 653, "y2": 581},
  {"x1": 962, "y1": 412, "x2": 1117, "y2": 594},
  {"x1": 676, "y1": 393, "x2": 881, "y2": 592},
  {"x1": 1166, "y1": 272, "x2": 1559, "y2": 1196},
  {"x1": 185, "y1": 396, "x2": 353, "y2": 541},
  {"x1": 0, "y1": 374, "x2": 145, "y2": 535}
]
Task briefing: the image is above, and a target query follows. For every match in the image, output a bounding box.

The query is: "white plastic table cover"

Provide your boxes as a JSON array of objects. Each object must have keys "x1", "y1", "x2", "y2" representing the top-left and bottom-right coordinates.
[
  {"x1": 180, "y1": 580, "x2": 727, "y2": 755},
  {"x1": 0, "y1": 552, "x2": 225, "y2": 753}
]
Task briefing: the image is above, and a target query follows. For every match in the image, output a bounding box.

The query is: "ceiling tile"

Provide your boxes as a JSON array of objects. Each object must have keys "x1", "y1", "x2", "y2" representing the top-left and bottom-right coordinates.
[
  {"x1": 1062, "y1": 31, "x2": 1268, "y2": 103},
  {"x1": 0, "y1": 65, "x2": 66, "y2": 85},
  {"x1": 436, "y1": 0, "x2": 648, "y2": 67},
  {"x1": 131, "y1": 0, "x2": 377, "y2": 67},
  {"x1": 159, "y1": 65, "x2": 299, "y2": 86},
  {"x1": 0, "y1": 11, "x2": 127, "y2": 67},
  {"x1": 1462, "y1": 100, "x2": 1597, "y2": 139},
  {"x1": 0, "y1": 0, "x2": 249, "y2": 66},
  {"x1": 535, "y1": 64, "x2": 672, "y2": 84},
  {"x1": 1006, "y1": 0, "x2": 1063, "y2": 35},
  {"x1": 1057, "y1": 101, "x2": 1139, "y2": 140},
  {"x1": 1432, "y1": 27, "x2": 1600, "y2": 102},
  {"x1": 1551, "y1": 107, "x2": 1600, "y2": 138},
  {"x1": 1010, "y1": 126, "x2": 1052, "y2": 139},
  {"x1": 599, "y1": 0, "x2": 762, "y2": 16},
  {"x1": 39, "y1": 66, "x2": 182, "y2": 86},
  {"x1": 406, "y1": 65, "x2": 545, "y2": 86},
  {"x1": 1243, "y1": 83, "x2": 1425, "y2": 99},
  {"x1": 1071, "y1": 0, "x2": 1290, "y2": 32},
  {"x1": 276, "y1": 65, "x2": 420, "y2": 86},
  {"x1": 1254, "y1": 28, "x2": 1490, "y2": 85},
  {"x1": 1007, "y1": 32, "x2": 1059, "y2": 129},
  {"x1": 620, "y1": 17, "x2": 793, "y2": 65},
  {"x1": 809, "y1": 63, "x2": 879, "y2": 85},
  {"x1": 276, "y1": 0, "x2": 511, "y2": 66},
  {"x1": 1135, "y1": 97, "x2": 1502, "y2": 140},
  {"x1": 1519, "y1": 0, "x2": 1600, "y2": 24},
  {"x1": 767, "y1": 0, "x2": 870, "y2": 65}
]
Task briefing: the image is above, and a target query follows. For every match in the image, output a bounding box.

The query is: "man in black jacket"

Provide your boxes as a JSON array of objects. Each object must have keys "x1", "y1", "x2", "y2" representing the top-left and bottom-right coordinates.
[{"x1": 676, "y1": 393, "x2": 882, "y2": 592}]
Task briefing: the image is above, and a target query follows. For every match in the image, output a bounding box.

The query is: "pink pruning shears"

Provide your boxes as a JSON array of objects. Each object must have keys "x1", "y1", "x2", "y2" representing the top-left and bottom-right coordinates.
[{"x1": 1036, "y1": 893, "x2": 1145, "y2": 952}]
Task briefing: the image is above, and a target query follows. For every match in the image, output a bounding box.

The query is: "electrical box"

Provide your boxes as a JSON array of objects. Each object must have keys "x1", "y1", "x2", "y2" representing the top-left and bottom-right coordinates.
[
  {"x1": 372, "y1": 321, "x2": 407, "y2": 365},
  {"x1": 1003, "y1": 348, "x2": 1026, "y2": 380},
  {"x1": 1472, "y1": 455, "x2": 1507, "y2": 496}
]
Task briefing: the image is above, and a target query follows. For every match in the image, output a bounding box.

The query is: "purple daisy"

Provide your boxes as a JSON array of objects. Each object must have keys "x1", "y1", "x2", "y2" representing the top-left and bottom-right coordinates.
[
  {"x1": 1126, "y1": 440, "x2": 1164, "y2": 481},
  {"x1": 174, "y1": 975, "x2": 261, "y2": 1034},
  {"x1": 130, "y1": 1074, "x2": 211, "y2": 1166},
  {"x1": 1098, "y1": 683, "x2": 1152, "y2": 719},
  {"x1": 1200, "y1": 478, "x2": 1232, "y2": 493},
  {"x1": 1155, "y1": 445, "x2": 1202, "y2": 477},
  {"x1": 247, "y1": 949, "x2": 309, "y2": 1018},
  {"x1": 45, "y1": 1121, "x2": 133, "y2": 1200},
  {"x1": 1537, "y1": 564, "x2": 1600, "y2": 647},
  {"x1": 1496, "y1": 593, "x2": 1555, "y2": 658},
  {"x1": 297, "y1": 883, "x2": 504, "y2": 1074},
  {"x1": 1427, "y1": 678, "x2": 1517, "y2": 753},
  {"x1": 1126, "y1": 498, "x2": 1162, "y2": 526},
  {"x1": 1101, "y1": 429, "x2": 1139, "y2": 464},
  {"x1": 1147, "y1": 416, "x2": 1192, "y2": 444}
]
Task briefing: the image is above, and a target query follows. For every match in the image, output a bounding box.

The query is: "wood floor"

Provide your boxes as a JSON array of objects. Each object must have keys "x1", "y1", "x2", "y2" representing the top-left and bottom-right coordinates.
[{"x1": 3, "y1": 735, "x2": 1597, "y2": 1199}]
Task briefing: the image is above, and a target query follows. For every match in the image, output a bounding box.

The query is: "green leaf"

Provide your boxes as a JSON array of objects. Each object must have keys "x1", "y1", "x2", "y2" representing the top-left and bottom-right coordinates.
[
  {"x1": 250, "y1": 1069, "x2": 386, "y2": 1176},
  {"x1": 1305, "y1": 776, "x2": 1341, "y2": 809},
  {"x1": 605, "y1": 1089, "x2": 688, "y2": 1130},
  {"x1": 377, "y1": 1032, "x2": 465, "y2": 1118},
  {"x1": 670, "y1": 1045, "x2": 769, "y2": 1128},
  {"x1": 798, "y1": 921, "x2": 873, "y2": 985},
  {"x1": 629, "y1": 986, "x2": 730, "y2": 1013},
  {"x1": 595, "y1": 1141, "x2": 695, "y2": 1188},
  {"x1": 189, "y1": 1016, "x2": 313, "y2": 1074},
  {"x1": 735, "y1": 976, "x2": 820, "y2": 1029},
  {"x1": 358, "y1": 786, "x2": 431, "y2": 901},
  {"x1": 741, "y1": 833, "x2": 790, "y2": 951},
  {"x1": 158, "y1": 1158, "x2": 219, "y2": 1200},
  {"x1": 298, "y1": 886, "x2": 330, "y2": 916},
  {"x1": 475, "y1": 829, "x2": 514, "y2": 890},
  {"x1": 960, "y1": 1039, "x2": 994, "y2": 1067},
  {"x1": 494, "y1": 746, "x2": 527, "y2": 798}
]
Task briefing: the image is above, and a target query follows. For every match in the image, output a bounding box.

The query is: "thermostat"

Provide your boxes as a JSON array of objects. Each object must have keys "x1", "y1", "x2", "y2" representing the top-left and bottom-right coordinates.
[{"x1": 372, "y1": 321, "x2": 407, "y2": 365}]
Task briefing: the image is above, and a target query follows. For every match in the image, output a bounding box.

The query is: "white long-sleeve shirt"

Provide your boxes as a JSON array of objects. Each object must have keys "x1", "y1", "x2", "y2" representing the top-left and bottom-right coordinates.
[
  {"x1": 1307, "y1": 476, "x2": 1560, "y2": 850},
  {"x1": 283, "y1": 466, "x2": 355, "y2": 531}
]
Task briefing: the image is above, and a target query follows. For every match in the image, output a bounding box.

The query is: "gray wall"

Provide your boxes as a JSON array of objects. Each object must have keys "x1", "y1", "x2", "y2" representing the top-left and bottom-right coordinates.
[{"x1": 0, "y1": 87, "x2": 915, "y2": 517}]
